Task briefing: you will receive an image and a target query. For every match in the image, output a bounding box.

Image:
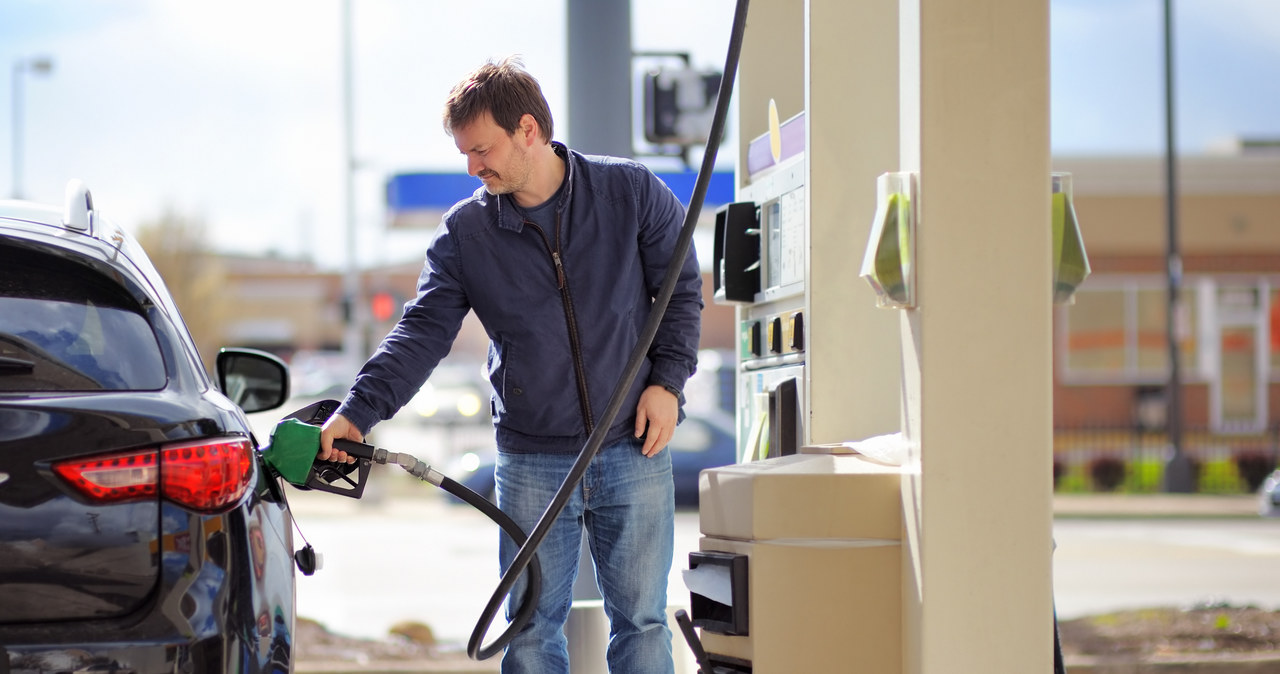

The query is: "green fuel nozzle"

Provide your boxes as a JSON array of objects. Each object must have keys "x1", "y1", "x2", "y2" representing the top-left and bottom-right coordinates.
[
  {"x1": 261, "y1": 415, "x2": 377, "y2": 499},
  {"x1": 263, "y1": 418, "x2": 326, "y2": 486},
  {"x1": 261, "y1": 404, "x2": 444, "y2": 499}
]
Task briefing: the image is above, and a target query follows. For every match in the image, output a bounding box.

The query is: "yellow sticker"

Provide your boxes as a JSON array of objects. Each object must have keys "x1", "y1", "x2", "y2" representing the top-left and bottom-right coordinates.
[{"x1": 768, "y1": 98, "x2": 782, "y2": 163}]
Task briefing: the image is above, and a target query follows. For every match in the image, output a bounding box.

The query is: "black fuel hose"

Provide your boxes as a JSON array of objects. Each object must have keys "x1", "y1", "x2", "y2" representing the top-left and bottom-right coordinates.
[
  {"x1": 331, "y1": 437, "x2": 541, "y2": 659},
  {"x1": 438, "y1": 474, "x2": 542, "y2": 660},
  {"x1": 467, "y1": 0, "x2": 751, "y2": 661}
]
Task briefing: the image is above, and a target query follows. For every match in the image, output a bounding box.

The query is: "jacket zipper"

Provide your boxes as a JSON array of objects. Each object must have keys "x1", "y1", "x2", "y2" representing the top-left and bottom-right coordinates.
[{"x1": 524, "y1": 215, "x2": 595, "y2": 435}]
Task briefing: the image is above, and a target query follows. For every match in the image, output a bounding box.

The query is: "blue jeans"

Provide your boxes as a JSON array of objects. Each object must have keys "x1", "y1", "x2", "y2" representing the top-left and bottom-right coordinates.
[{"x1": 495, "y1": 436, "x2": 675, "y2": 674}]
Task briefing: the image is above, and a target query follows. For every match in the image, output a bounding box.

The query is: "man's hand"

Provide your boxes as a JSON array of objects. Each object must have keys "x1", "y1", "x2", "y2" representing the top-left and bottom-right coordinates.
[
  {"x1": 635, "y1": 385, "x2": 679, "y2": 457},
  {"x1": 319, "y1": 413, "x2": 364, "y2": 464}
]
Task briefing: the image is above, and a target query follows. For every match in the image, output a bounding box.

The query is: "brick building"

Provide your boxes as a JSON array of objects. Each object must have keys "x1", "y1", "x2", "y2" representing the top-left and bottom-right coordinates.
[{"x1": 1055, "y1": 149, "x2": 1280, "y2": 434}]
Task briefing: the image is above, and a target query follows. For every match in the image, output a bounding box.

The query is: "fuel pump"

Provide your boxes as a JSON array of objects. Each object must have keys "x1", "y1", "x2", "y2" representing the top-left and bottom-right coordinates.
[
  {"x1": 683, "y1": 0, "x2": 1059, "y2": 671},
  {"x1": 689, "y1": 110, "x2": 909, "y2": 672}
]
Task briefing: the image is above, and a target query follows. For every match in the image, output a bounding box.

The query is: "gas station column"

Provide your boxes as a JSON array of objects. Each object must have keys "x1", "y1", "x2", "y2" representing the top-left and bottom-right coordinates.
[{"x1": 898, "y1": 0, "x2": 1054, "y2": 672}]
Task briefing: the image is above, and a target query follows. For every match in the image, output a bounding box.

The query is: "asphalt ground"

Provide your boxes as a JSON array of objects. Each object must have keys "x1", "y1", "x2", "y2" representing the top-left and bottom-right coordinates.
[{"x1": 286, "y1": 487, "x2": 1272, "y2": 673}]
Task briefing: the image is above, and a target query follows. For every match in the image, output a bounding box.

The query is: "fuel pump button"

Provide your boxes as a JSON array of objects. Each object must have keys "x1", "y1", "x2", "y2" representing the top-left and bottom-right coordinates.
[
  {"x1": 740, "y1": 320, "x2": 763, "y2": 358},
  {"x1": 790, "y1": 311, "x2": 805, "y2": 351},
  {"x1": 768, "y1": 317, "x2": 783, "y2": 354}
]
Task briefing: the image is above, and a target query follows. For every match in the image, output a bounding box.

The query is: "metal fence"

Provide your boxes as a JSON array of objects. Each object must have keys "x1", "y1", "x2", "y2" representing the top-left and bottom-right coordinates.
[{"x1": 1053, "y1": 426, "x2": 1280, "y2": 494}]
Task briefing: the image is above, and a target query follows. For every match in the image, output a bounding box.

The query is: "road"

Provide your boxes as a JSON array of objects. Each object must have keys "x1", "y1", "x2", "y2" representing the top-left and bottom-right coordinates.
[
  {"x1": 1052, "y1": 517, "x2": 1280, "y2": 620},
  {"x1": 284, "y1": 480, "x2": 1280, "y2": 647}
]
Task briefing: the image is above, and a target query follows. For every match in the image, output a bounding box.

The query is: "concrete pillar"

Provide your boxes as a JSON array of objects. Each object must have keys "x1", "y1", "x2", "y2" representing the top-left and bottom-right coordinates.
[
  {"x1": 566, "y1": 0, "x2": 632, "y2": 156},
  {"x1": 805, "y1": 0, "x2": 903, "y2": 444},
  {"x1": 897, "y1": 0, "x2": 1055, "y2": 672}
]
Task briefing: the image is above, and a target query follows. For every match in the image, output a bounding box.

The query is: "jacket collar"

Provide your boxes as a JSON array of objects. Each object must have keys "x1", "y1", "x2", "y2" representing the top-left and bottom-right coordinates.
[{"x1": 495, "y1": 141, "x2": 574, "y2": 233}]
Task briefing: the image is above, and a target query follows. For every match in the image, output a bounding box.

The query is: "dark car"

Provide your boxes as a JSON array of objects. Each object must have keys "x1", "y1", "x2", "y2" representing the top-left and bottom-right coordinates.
[
  {"x1": 1260, "y1": 469, "x2": 1280, "y2": 517},
  {"x1": 447, "y1": 409, "x2": 738, "y2": 507},
  {"x1": 0, "y1": 182, "x2": 296, "y2": 673}
]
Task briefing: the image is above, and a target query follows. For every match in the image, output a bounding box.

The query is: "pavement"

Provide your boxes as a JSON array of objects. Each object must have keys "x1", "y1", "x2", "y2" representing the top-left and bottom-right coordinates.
[{"x1": 291, "y1": 492, "x2": 1268, "y2": 674}]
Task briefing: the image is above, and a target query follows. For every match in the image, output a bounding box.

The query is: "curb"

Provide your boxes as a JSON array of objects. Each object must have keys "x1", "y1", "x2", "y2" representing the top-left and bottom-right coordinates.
[
  {"x1": 1065, "y1": 655, "x2": 1280, "y2": 673},
  {"x1": 1053, "y1": 494, "x2": 1259, "y2": 519}
]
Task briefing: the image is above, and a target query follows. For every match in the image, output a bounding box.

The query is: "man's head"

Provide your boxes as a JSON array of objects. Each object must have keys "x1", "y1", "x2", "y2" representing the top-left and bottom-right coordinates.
[
  {"x1": 445, "y1": 56, "x2": 560, "y2": 201},
  {"x1": 443, "y1": 56, "x2": 553, "y2": 142}
]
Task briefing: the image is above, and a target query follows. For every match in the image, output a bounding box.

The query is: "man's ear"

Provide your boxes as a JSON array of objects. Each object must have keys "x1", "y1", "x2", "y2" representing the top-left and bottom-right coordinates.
[{"x1": 518, "y1": 113, "x2": 539, "y2": 146}]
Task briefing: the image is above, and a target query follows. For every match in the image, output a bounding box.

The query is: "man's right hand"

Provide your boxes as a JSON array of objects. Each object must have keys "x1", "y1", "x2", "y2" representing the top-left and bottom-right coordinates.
[{"x1": 319, "y1": 413, "x2": 364, "y2": 464}]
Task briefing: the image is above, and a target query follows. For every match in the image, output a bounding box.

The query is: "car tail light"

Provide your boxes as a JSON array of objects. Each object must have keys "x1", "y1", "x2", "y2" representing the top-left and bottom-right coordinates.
[{"x1": 53, "y1": 438, "x2": 255, "y2": 512}]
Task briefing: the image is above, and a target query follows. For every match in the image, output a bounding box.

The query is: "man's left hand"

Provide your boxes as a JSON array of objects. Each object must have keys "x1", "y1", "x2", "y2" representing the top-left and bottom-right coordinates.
[{"x1": 635, "y1": 385, "x2": 679, "y2": 457}]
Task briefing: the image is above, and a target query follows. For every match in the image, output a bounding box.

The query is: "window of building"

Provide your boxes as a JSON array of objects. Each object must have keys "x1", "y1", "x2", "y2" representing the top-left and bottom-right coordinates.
[{"x1": 1060, "y1": 277, "x2": 1198, "y2": 383}]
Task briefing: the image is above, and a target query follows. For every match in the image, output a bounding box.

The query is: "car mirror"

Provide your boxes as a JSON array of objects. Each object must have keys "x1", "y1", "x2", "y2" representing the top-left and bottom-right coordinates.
[{"x1": 217, "y1": 348, "x2": 290, "y2": 413}]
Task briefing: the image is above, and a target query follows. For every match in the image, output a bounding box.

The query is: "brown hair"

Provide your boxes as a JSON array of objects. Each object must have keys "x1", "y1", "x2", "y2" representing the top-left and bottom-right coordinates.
[{"x1": 442, "y1": 56, "x2": 554, "y2": 142}]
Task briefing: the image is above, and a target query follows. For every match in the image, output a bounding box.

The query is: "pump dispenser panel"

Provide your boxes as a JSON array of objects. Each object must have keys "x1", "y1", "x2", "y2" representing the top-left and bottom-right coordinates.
[{"x1": 721, "y1": 143, "x2": 807, "y2": 464}]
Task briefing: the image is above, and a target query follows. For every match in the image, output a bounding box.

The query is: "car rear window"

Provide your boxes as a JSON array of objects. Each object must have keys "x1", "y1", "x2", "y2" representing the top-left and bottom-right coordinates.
[{"x1": 0, "y1": 245, "x2": 166, "y2": 392}]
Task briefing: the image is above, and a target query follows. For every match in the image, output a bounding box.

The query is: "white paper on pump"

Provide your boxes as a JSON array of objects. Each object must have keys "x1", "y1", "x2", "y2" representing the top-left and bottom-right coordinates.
[{"x1": 681, "y1": 564, "x2": 734, "y2": 607}]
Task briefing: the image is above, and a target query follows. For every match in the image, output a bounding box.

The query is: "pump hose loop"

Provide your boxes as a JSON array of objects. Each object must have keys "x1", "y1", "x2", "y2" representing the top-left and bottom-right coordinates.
[
  {"x1": 467, "y1": 0, "x2": 751, "y2": 660},
  {"x1": 436, "y1": 475, "x2": 542, "y2": 659}
]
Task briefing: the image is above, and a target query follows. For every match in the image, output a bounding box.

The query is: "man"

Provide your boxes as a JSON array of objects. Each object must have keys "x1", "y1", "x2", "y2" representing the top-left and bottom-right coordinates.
[{"x1": 318, "y1": 56, "x2": 702, "y2": 674}]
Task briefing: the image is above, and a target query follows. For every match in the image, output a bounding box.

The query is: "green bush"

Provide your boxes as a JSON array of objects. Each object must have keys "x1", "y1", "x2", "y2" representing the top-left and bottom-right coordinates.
[{"x1": 1129, "y1": 459, "x2": 1164, "y2": 493}]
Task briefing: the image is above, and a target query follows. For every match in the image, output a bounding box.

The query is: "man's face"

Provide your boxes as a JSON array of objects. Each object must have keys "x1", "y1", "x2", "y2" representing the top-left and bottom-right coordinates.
[{"x1": 453, "y1": 112, "x2": 533, "y2": 197}]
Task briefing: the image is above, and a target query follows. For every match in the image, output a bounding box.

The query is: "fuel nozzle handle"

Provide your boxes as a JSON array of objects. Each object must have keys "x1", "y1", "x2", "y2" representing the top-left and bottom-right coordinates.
[
  {"x1": 333, "y1": 437, "x2": 377, "y2": 461},
  {"x1": 329, "y1": 438, "x2": 445, "y2": 486}
]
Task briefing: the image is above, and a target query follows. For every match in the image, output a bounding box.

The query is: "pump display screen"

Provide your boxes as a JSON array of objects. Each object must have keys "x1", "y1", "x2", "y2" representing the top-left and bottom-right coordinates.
[{"x1": 765, "y1": 188, "x2": 805, "y2": 292}]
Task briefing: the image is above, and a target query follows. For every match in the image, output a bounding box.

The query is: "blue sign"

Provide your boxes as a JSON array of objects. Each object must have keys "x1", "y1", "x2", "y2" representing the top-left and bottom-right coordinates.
[{"x1": 386, "y1": 170, "x2": 735, "y2": 213}]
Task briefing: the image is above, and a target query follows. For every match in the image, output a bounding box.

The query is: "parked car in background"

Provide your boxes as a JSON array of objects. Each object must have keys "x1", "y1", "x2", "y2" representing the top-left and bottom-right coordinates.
[
  {"x1": 447, "y1": 408, "x2": 738, "y2": 508},
  {"x1": 0, "y1": 182, "x2": 296, "y2": 673},
  {"x1": 403, "y1": 361, "x2": 489, "y2": 425},
  {"x1": 1260, "y1": 469, "x2": 1280, "y2": 517}
]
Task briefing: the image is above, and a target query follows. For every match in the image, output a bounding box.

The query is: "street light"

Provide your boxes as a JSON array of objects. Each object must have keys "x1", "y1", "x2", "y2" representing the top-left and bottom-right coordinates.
[
  {"x1": 1160, "y1": 0, "x2": 1195, "y2": 493},
  {"x1": 11, "y1": 56, "x2": 54, "y2": 200},
  {"x1": 339, "y1": 0, "x2": 366, "y2": 375}
]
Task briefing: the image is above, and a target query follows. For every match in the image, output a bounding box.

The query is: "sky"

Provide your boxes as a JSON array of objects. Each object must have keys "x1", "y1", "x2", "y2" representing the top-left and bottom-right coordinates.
[{"x1": 2, "y1": 0, "x2": 1278, "y2": 269}]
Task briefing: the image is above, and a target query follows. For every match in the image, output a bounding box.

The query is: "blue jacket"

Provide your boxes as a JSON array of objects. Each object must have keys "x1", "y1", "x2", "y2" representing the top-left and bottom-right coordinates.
[{"x1": 337, "y1": 143, "x2": 703, "y2": 453}]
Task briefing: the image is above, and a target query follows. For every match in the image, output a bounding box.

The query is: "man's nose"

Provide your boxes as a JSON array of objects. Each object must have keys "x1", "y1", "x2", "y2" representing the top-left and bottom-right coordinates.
[{"x1": 467, "y1": 156, "x2": 484, "y2": 177}]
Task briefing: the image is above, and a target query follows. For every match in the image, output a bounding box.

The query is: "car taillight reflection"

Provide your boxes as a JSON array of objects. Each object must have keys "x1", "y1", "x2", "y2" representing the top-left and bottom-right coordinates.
[{"x1": 53, "y1": 438, "x2": 254, "y2": 512}]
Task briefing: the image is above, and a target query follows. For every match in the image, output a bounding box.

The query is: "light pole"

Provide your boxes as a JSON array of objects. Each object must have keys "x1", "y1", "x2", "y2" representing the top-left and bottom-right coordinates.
[
  {"x1": 340, "y1": 0, "x2": 365, "y2": 373},
  {"x1": 10, "y1": 56, "x2": 54, "y2": 200},
  {"x1": 1161, "y1": 0, "x2": 1194, "y2": 492}
]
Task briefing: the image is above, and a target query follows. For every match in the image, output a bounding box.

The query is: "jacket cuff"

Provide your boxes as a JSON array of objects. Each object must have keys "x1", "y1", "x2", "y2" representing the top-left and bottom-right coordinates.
[
  {"x1": 335, "y1": 392, "x2": 380, "y2": 437},
  {"x1": 647, "y1": 362, "x2": 690, "y2": 405}
]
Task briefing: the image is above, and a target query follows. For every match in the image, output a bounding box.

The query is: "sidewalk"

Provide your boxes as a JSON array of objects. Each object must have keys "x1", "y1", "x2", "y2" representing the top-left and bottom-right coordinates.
[{"x1": 1054, "y1": 493, "x2": 1261, "y2": 518}]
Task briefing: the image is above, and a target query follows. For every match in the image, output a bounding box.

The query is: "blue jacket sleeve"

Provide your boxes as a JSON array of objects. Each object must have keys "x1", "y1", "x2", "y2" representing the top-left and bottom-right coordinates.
[
  {"x1": 636, "y1": 167, "x2": 704, "y2": 394},
  {"x1": 337, "y1": 225, "x2": 471, "y2": 435}
]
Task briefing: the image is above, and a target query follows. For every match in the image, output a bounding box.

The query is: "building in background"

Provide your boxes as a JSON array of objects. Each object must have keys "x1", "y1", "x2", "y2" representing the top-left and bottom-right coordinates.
[{"x1": 1055, "y1": 148, "x2": 1280, "y2": 436}]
